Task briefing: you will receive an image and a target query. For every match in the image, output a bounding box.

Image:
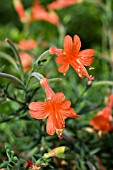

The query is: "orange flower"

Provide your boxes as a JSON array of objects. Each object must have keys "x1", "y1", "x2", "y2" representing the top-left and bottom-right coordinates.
[
  {"x1": 29, "y1": 78, "x2": 79, "y2": 138},
  {"x1": 19, "y1": 39, "x2": 37, "y2": 50},
  {"x1": 90, "y1": 107, "x2": 113, "y2": 133},
  {"x1": 48, "y1": 0, "x2": 82, "y2": 10},
  {"x1": 30, "y1": 0, "x2": 59, "y2": 25},
  {"x1": 19, "y1": 52, "x2": 32, "y2": 71},
  {"x1": 49, "y1": 35, "x2": 95, "y2": 81},
  {"x1": 13, "y1": 0, "x2": 26, "y2": 23},
  {"x1": 18, "y1": 39, "x2": 36, "y2": 71}
]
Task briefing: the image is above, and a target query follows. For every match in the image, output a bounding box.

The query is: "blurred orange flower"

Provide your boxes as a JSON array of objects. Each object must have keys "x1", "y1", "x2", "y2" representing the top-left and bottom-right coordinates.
[
  {"x1": 90, "y1": 107, "x2": 113, "y2": 133},
  {"x1": 50, "y1": 35, "x2": 94, "y2": 81},
  {"x1": 30, "y1": 0, "x2": 59, "y2": 25},
  {"x1": 29, "y1": 78, "x2": 79, "y2": 138},
  {"x1": 48, "y1": 0, "x2": 82, "y2": 10},
  {"x1": 18, "y1": 39, "x2": 37, "y2": 71},
  {"x1": 19, "y1": 52, "x2": 32, "y2": 71},
  {"x1": 19, "y1": 39, "x2": 37, "y2": 50},
  {"x1": 13, "y1": 0, "x2": 27, "y2": 23}
]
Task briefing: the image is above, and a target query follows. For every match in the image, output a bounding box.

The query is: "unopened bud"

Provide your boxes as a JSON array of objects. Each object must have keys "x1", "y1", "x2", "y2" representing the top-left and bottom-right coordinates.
[{"x1": 43, "y1": 146, "x2": 69, "y2": 158}]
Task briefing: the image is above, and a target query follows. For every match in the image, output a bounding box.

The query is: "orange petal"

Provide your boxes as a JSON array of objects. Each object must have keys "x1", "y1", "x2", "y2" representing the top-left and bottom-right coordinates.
[
  {"x1": 102, "y1": 107, "x2": 112, "y2": 120},
  {"x1": 29, "y1": 110, "x2": 48, "y2": 119},
  {"x1": 51, "y1": 105, "x2": 65, "y2": 129},
  {"x1": 90, "y1": 115, "x2": 108, "y2": 129},
  {"x1": 29, "y1": 102, "x2": 46, "y2": 111},
  {"x1": 13, "y1": 0, "x2": 26, "y2": 22},
  {"x1": 56, "y1": 55, "x2": 67, "y2": 64},
  {"x1": 78, "y1": 49, "x2": 94, "y2": 66},
  {"x1": 46, "y1": 115, "x2": 56, "y2": 135},
  {"x1": 61, "y1": 100, "x2": 71, "y2": 109},
  {"x1": 51, "y1": 92, "x2": 65, "y2": 103},
  {"x1": 61, "y1": 108, "x2": 80, "y2": 118},
  {"x1": 71, "y1": 59, "x2": 91, "y2": 79},
  {"x1": 58, "y1": 63, "x2": 69, "y2": 74},
  {"x1": 64, "y1": 35, "x2": 73, "y2": 52},
  {"x1": 73, "y1": 35, "x2": 81, "y2": 52},
  {"x1": 29, "y1": 102, "x2": 48, "y2": 119}
]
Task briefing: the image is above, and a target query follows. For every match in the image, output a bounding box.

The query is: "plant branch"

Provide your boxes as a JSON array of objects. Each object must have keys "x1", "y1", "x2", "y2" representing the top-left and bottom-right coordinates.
[{"x1": 92, "y1": 80, "x2": 113, "y2": 87}]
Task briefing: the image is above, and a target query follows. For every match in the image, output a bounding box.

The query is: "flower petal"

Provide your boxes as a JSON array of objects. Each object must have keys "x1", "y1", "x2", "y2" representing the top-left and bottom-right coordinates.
[
  {"x1": 78, "y1": 49, "x2": 94, "y2": 66},
  {"x1": 51, "y1": 92, "x2": 65, "y2": 103},
  {"x1": 29, "y1": 102, "x2": 48, "y2": 119},
  {"x1": 73, "y1": 35, "x2": 81, "y2": 52},
  {"x1": 64, "y1": 35, "x2": 73, "y2": 52},
  {"x1": 29, "y1": 102, "x2": 46, "y2": 111},
  {"x1": 56, "y1": 55, "x2": 67, "y2": 64},
  {"x1": 51, "y1": 104, "x2": 65, "y2": 129},
  {"x1": 61, "y1": 108, "x2": 80, "y2": 118},
  {"x1": 70, "y1": 58, "x2": 91, "y2": 79},
  {"x1": 61, "y1": 100, "x2": 71, "y2": 109},
  {"x1": 90, "y1": 115, "x2": 109, "y2": 130},
  {"x1": 46, "y1": 115, "x2": 55, "y2": 135},
  {"x1": 58, "y1": 63, "x2": 69, "y2": 74},
  {"x1": 29, "y1": 110, "x2": 48, "y2": 119},
  {"x1": 56, "y1": 55, "x2": 69, "y2": 74}
]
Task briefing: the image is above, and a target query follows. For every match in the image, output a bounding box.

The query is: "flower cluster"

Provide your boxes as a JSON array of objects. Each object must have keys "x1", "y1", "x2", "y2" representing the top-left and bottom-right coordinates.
[
  {"x1": 90, "y1": 94, "x2": 113, "y2": 134},
  {"x1": 15, "y1": 1, "x2": 95, "y2": 138},
  {"x1": 13, "y1": 0, "x2": 59, "y2": 25},
  {"x1": 27, "y1": 32, "x2": 95, "y2": 138},
  {"x1": 13, "y1": 0, "x2": 83, "y2": 25}
]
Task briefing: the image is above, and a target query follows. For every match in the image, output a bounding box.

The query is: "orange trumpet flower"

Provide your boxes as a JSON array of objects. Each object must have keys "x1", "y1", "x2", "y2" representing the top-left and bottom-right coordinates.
[
  {"x1": 29, "y1": 78, "x2": 79, "y2": 138},
  {"x1": 13, "y1": 0, "x2": 27, "y2": 23},
  {"x1": 90, "y1": 107, "x2": 113, "y2": 134},
  {"x1": 19, "y1": 39, "x2": 37, "y2": 50},
  {"x1": 19, "y1": 52, "x2": 32, "y2": 72},
  {"x1": 49, "y1": 35, "x2": 95, "y2": 82},
  {"x1": 18, "y1": 39, "x2": 37, "y2": 71},
  {"x1": 30, "y1": 0, "x2": 59, "y2": 25}
]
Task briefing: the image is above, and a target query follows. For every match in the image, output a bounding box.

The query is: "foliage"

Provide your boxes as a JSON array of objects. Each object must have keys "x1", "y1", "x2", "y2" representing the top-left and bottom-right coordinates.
[{"x1": 0, "y1": 0, "x2": 113, "y2": 169}]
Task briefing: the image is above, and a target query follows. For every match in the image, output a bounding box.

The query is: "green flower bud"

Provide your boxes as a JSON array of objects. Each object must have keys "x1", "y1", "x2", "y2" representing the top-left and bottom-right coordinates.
[{"x1": 43, "y1": 146, "x2": 69, "y2": 158}]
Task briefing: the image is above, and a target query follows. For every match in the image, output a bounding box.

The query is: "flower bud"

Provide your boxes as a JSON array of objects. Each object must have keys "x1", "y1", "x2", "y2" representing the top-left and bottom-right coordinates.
[{"x1": 43, "y1": 146, "x2": 69, "y2": 158}]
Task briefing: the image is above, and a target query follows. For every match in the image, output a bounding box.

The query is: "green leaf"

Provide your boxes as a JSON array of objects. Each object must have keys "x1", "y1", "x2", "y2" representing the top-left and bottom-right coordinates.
[
  {"x1": 0, "y1": 51, "x2": 19, "y2": 71},
  {"x1": 0, "y1": 72, "x2": 24, "y2": 86},
  {"x1": 0, "y1": 161, "x2": 10, "y2": 168}
]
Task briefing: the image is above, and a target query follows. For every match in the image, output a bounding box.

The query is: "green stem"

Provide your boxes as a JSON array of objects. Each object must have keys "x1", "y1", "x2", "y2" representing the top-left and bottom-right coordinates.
[
  {"x1": 57, "y1": 23, "x2": 65, "y2": 47},
  {"x1": 5, "y1": 38, "x2": 24, "y2": 81},
  {"x1": 25, "y1": 50, "x2": 50, "y2": 89},
  {"x1": 0, "y1": 73, "x2": 24, "y2": 86},
  {"x1": 92, "y1": 80, "x2": 113, "y2": 87},
  {"x1": 28, "y1": 78, "x2": 62, "y2": 92},
  {"x1": 4, "y1": 89, "x2": 25, "y2": 104}
]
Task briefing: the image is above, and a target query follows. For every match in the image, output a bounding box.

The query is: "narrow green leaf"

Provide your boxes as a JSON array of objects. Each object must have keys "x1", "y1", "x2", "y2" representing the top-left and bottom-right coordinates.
[
  {"x1": 0, "y1": 51, "x2": 19, "y2": 71},
  {"x1": 0, "y1": 73, "x2": 24, "y2": 86}
]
